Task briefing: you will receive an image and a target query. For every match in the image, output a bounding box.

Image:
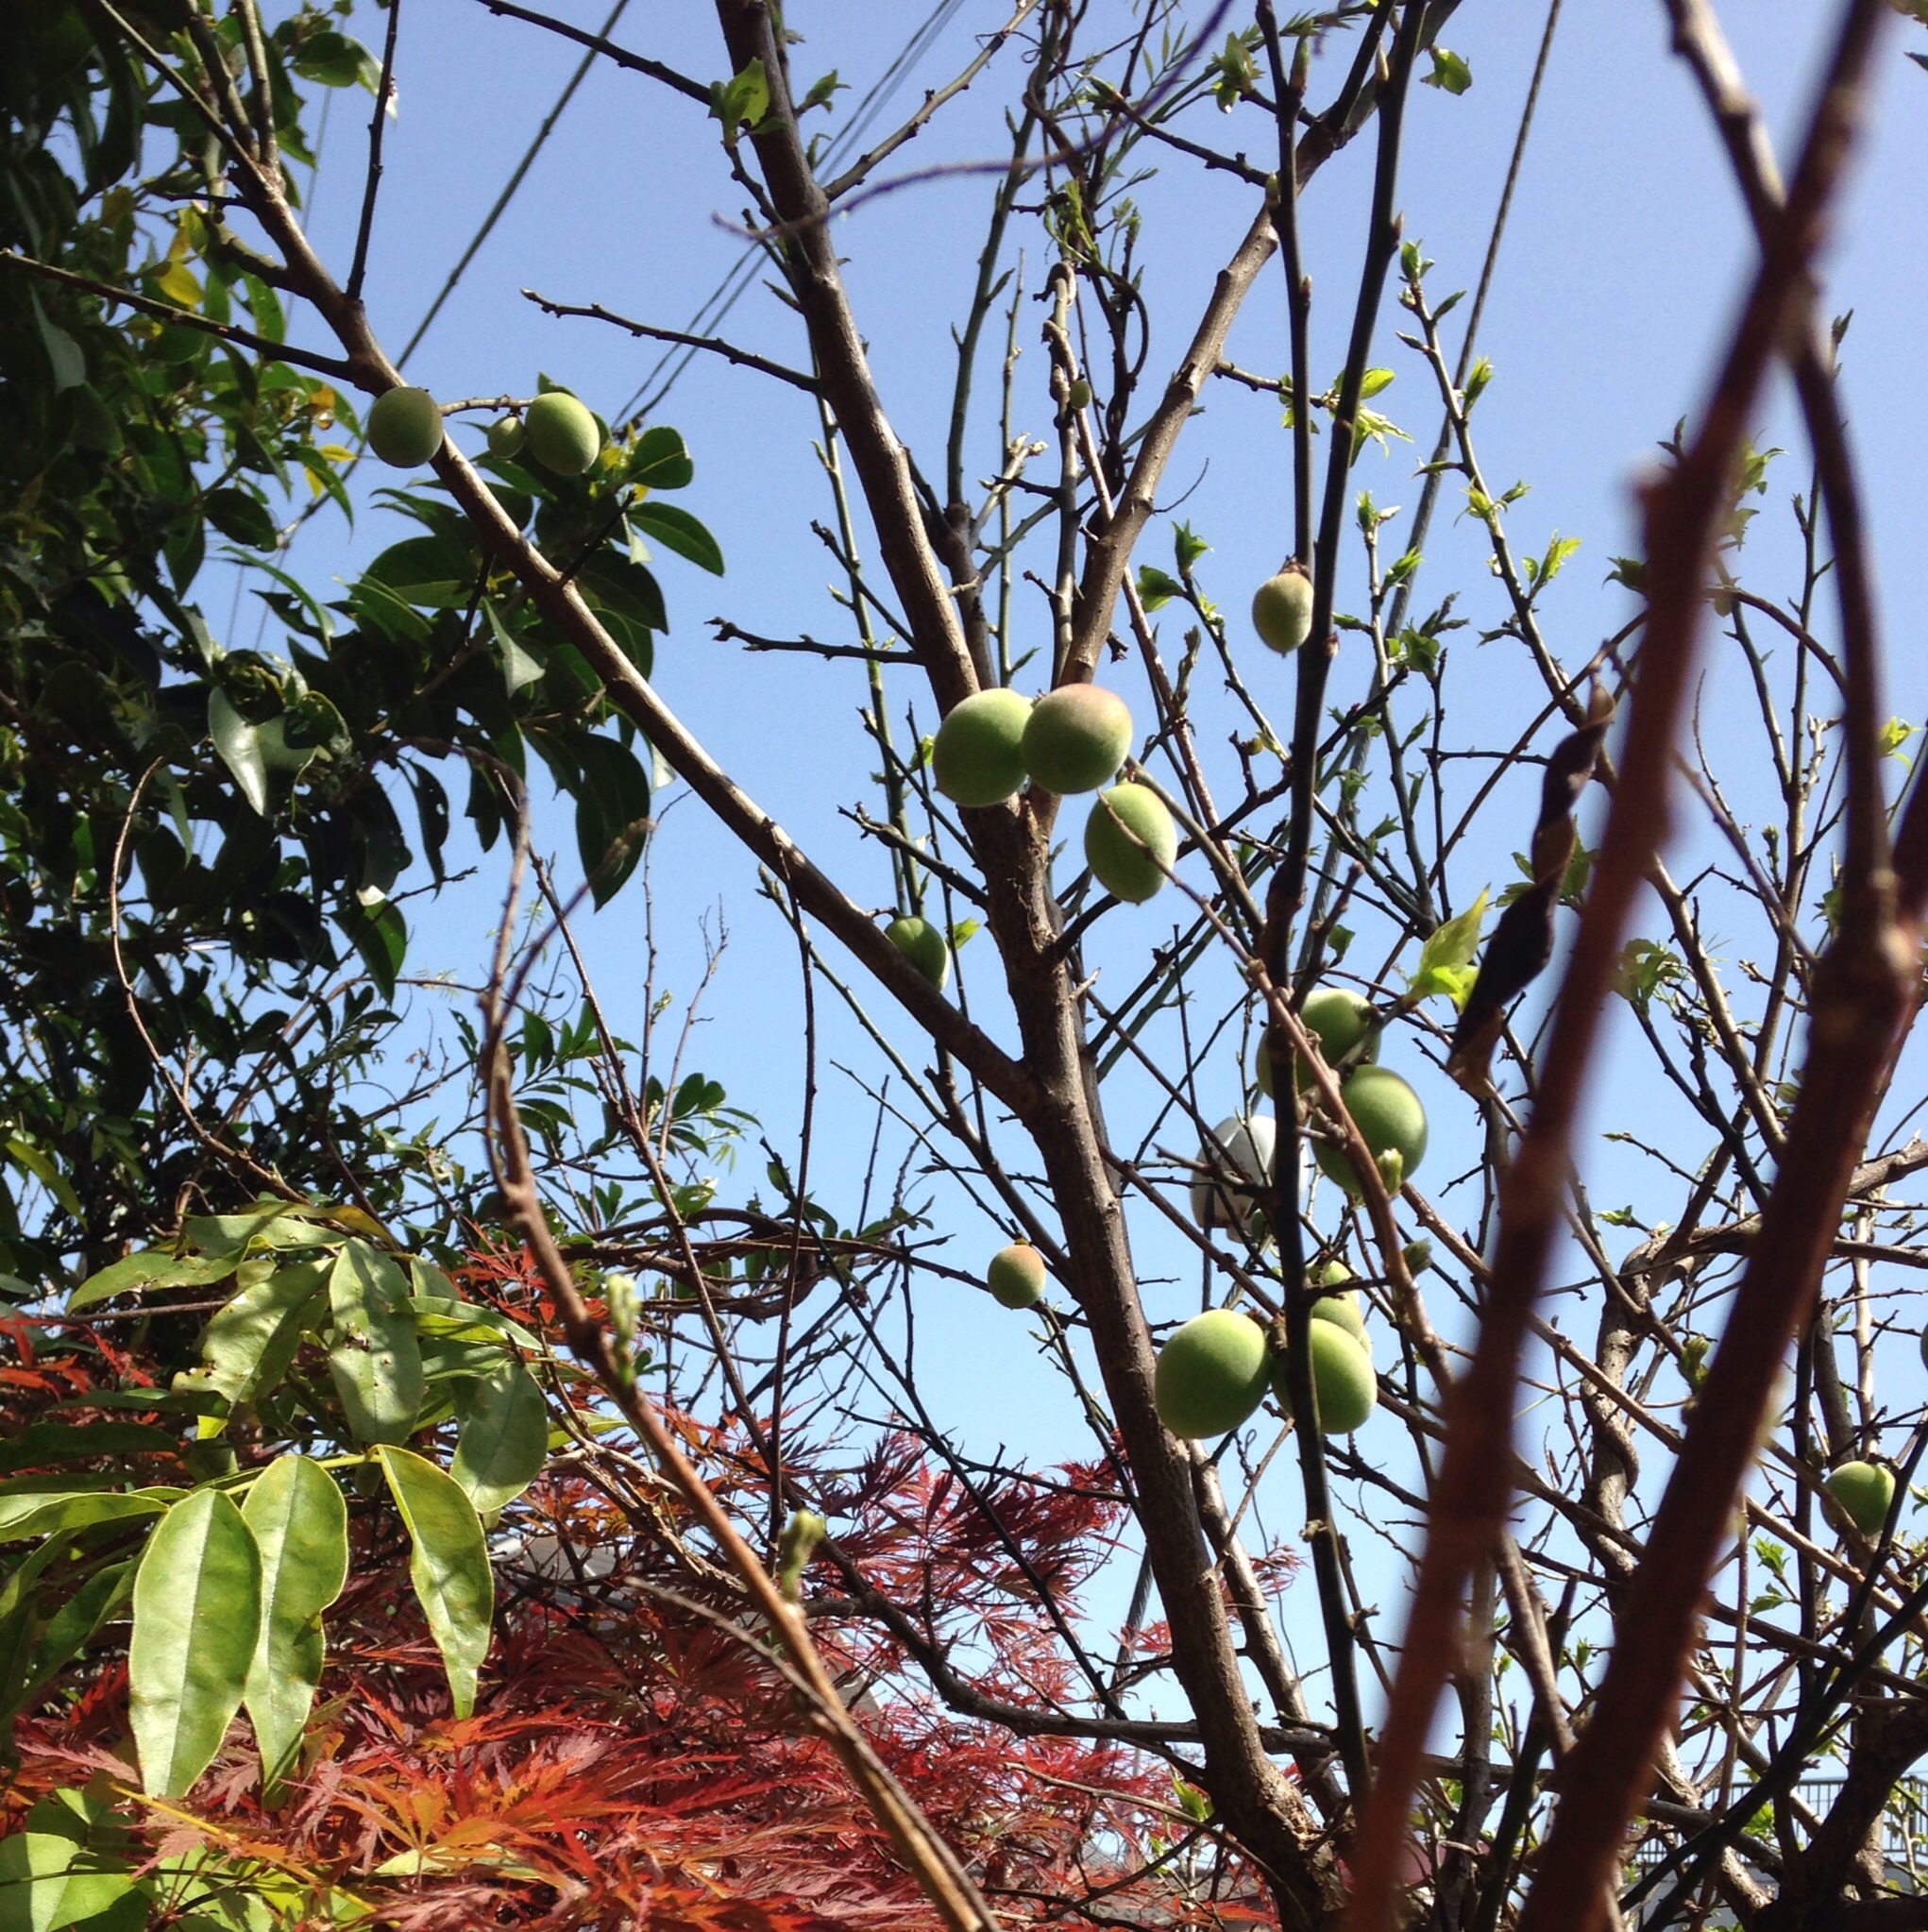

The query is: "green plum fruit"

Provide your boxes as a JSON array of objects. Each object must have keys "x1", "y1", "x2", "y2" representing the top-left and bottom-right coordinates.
[
  {"x1": 885, "y1": 915, "x2": 950, "y2": 991},
  {"x1": 367, "y1": 386, "x2": 444, "y2": 468},
  {"x1": 1255, "y1": 986, "x2": 1379, "y2": 1097},
  {"x1": 1021, "y1": 685, "x2": 1133, "y2": 795},
  {"x1": 1086, "y1": 784, "x2": 1177, "y2": 904},
  {"x1": 987, "y1": 1243, "x2": 1047, "y2": 1310},
  {"x1": 934, "y1": 688, "x2": 1032, "y2": 806},
  {"x1": 524, "y1": 390, "x2": 602, "y2": 476},
  {"x1": 1189, "y1": 1114, "x2": 1276, "y2": 1234},
  {"x1": 1155, "y1": 1308, "x2": 1270, "y2": 1439},
  {"x1": 1826, "y1": 1459, "x2": 1895, "y2": 1536},
  {"x1": 1308, "y1": 1261, "x2": 1368, "y2": 1343},
  {"x1": 1252, "y1": 563, "x2": 1314, "y2": 655},
  {"x1": 1314, "y1": 1064, "x2": 1429, "y2": 1198},
  {"x1": 488, "y1": 415, "x2": 526, "y2": 459},
  {"x1": 1272, "y1": 1320, "x2": 1377, "y2": 1435}
]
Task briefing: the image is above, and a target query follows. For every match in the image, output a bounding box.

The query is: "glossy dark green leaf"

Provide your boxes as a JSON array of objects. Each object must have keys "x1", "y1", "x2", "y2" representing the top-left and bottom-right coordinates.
[
  {"x1": 624, "y1": 425, "x2": 695, "y2": 490},
  {"x1": 333, "y1": 898, "x2": 407, "y2": 1002},
  {"x1": 361, "y1": 534, "x2": 481, "y2": 611},
  {"x1": 241, "y1": 1456, "x2": 347, "y2": 1788},
  {"x1": 326, "y1": 1242, "x2": 422, "y2": 1445},
  {"x1": 569, "y1": 734, "x2": 651, "y2": 907},
  {"x1": 0, "y1": 1422, "x2": 178, "y2": 1474},
  {"x1": 207, "y1": 690, "x2": 269, "y2": 817},
  {"x1": 204, "y1": 486, "x2": 279, "y2": 551},
  {"x1": 128, "y1": 1489, "x2": 262, "y2": 1799},
  {"x1": 377, "y1": 1447, "x2": 492, "y2": 1717},
  {"x1": 450, "y1": 1360, "x2": 548, "y2": 1513},
  {"x1": 629, "y1": 500, "x2": 724, "y2": 575}
]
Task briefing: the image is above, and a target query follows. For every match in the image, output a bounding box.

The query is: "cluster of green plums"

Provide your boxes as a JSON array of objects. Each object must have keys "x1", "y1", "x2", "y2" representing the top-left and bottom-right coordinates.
[
  {"x1": 884, "y1": 681, "x2": 1174, "y2": 989},
  {"x1": 1152, "y1": 1262, "x2": 1377, "y2": 1442},
  {"x1": 936, "y1": 686, "x2": 1175, "y2": 896},
  {"x1": 364, "y1": 384, "x2": 604, "y2": 478}
]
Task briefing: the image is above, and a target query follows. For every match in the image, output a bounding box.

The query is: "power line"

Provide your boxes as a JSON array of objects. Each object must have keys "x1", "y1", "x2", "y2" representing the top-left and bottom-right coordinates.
[
  {"x1": 398, "y1": 0, "x2": 634, "y2": 368},
  {"x1": 617, "y1": 0, "x2": 971, "y2": 427}
]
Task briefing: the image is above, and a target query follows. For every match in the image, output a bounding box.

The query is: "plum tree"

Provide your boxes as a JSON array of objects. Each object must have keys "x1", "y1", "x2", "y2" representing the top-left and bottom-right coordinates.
[
  {"x1": 933, "y1": 688, "x2": 1032, "y2": 806},
  {"x1": 1251, "y1": 561, "x2": 1313, "y2": 654},
  {"x1": 1020, "y1": 685, "x2": 1133, "y2": 794},
  {"x1": 1085, "y1": 783, "x2": 1177, "y2": 903},
  {"x1": 986, "y1": 1242, "x2": 1047, "y2": 1309},
  {"x1": 1273, "y1": 1320, "x2": 1378, "y2": 1435},
  {"x1": 1825, "y1": 1460, "x2": 1896, "y2": 1537},
  {"x1": 1313, "y1": 1065, "x2": 1429, "y2": 1197},
  {"x1": 884, "y1": 915, "x2": 949, "y2": 990},
  {"x1": 524, "y1": 390, "x2": 602, "y2": 476},
  {"x1": 1154, "y1": 1308, "x2": 1270, "y2": 1439},
  {"x1": 366, "y1": 386, "x2": 443, "y2": 467}
]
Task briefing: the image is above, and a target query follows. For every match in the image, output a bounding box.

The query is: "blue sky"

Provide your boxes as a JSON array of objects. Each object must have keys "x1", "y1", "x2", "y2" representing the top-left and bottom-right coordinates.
[{"x1": 238, "y1": 1, "x2": 1928, "y2": 1730}]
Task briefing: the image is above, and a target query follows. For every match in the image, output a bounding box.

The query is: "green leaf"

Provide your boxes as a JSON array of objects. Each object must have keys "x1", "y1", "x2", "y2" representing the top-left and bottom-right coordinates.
[
  {"x1": 69, "y1": 1251, "x2": 237, "y2": 1313},
  {"x1": 628, "y1": 500, "x2": 724, "y2": 575},
  {"x1": 569, "y1": 734, "x2": 652, "y2": 907},
  {"x1": 4, "y1": 1140, "x2": 83, "y2": 1221},
  {"x1": 203, "y1": 486, "x2": 279, "y2": 551},
  {"x1": 208, "y1": 690, "x2": 269, "y2": 817},
  {"x1": 23, "y1": 1559, "x2": 135, "y2": 1703},
  {"x1": 0, "y1": 1478, "x2": 113, "y2": 1539},
  {"x1": 1136, "y1": 565, "x2": 1183, "y2": 612},
  {"x1": 625, "y1": 426, "x2": 694, "y2": 492},
  {"x1": 0, "y1": 1833, "x2": 134, "y2": 1932},
  {"x1": 0, "y1": 1493, "x2": 173, "y2": 1543},
  {"x1": 1421, "y1": 47, "x2": 1473, "y2": 93},
  {"x1": 334, "y1": 897, "x2": 407, "y2": 1001},
  {"x1": 241, "y1": 1456, "x2": 348, "y2": 1789},
  {"x1": 200, "y1": 1260, "x2": 328, "y2": 1408},
  {"x1": 710, "y1": 58, "x2": 770, "y2": 138},
  {"x1": 377, "y1": 1447, "x2": 492, "y2": 1717},
  {"x1": 482, "y1": 600, "x2": 547, "y2": 696},
  {"x1": 1409, "y1": 889, "x2": 1489, "y2": 1008},
  {"x1": 128, "y1": 1489, "x2": 262, "y2": 1799},
  {"x1": 450, "y1": 1361, "x2": 548, "y2": 1514},
  {"x1": 360, "y1": 534, "x2": 481, "y2": 611},
  {"x1": 327, "y1": 1243, "x2": 423, "y2": 1445},
  {"x1": 0, "y1": 1423, "x2": 178, "y2": 1474}
]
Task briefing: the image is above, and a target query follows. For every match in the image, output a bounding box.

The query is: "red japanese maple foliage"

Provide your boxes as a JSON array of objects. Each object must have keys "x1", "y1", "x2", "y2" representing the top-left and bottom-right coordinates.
[{"x1": 3, "y1": 1275, "x2": 1283, "y2": 1930}]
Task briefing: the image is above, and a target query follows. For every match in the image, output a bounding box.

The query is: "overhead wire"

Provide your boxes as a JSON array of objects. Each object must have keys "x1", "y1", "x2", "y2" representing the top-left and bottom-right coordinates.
[
  {"x1": 399, "y1": 0, "x2": 634, "y2": 367},
  {"x1": 616, "y1": 0, "x2": 972, "y2": 427}
]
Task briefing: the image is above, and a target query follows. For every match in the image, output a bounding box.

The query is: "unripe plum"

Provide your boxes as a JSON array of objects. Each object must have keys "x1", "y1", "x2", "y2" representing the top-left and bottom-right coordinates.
[
  {"x1": 1272, "y1": 1320, "x2": 1377, "y2": 1435},
  {"x1": 1252, "y1": 562, "x2": 1314, "y2": 655},
  {"x1": 987, "y1": 1242, "x2": 1047, "y2": 1309},
  {"x1": 1255, "y1": 986, "x2": 1379, "y2": 1096},
  {"x1": 367, "y1": 386, "x2": 444, "y2": 468},
  {"x1": 934, "y1": 688, "x2": 1032, "y2": 806},
  {"x1": 1021, "y1": 685, "x2": 1133, "y2": 795},
  {"x1": 1155, "y1": 1308, "x2": 1270, "y2": 1439},
  {"x1": 1308, "y1": 1260, "x2": 1368, "y2": 1344},
  {"x1": 1314, "y1": 1064, "x2": 1429, "y2": 1198},
  {"x1": 885, "y1": 915, "x2": 950, "y2": 991},
  {"x1": 1826, "y1": 1459, "x2": 1895, "y2": 1536},
  {"x1": 524, "y1": 390, "x2": 602, "y2": 476},
  {"x1": 1085, "y1": 783, "x2": 1177, "y2": 904},
  {"x1": 488, "y1": 415, "x2": 526, "y2": 459},
  {"x1": 1189, "y1": 1114, "x2": 1276, "y2": 1234}
]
